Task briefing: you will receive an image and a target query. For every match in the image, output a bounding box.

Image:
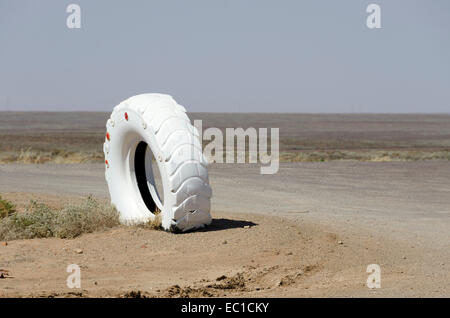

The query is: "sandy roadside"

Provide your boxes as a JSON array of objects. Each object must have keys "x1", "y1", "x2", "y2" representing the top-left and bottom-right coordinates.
[{"x1": 0, "y1": 201, "x2": 440, "y2": 298}]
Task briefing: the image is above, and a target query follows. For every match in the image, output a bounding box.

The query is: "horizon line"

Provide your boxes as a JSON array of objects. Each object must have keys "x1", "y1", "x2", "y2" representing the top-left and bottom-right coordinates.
[{"x1": 0, "y1": 110, "x2": 450, "y2": 115}]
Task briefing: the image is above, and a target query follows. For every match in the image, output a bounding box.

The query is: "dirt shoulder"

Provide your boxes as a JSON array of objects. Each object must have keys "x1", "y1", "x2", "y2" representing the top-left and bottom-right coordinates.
[{"x1": 1, "y1": 194, "x2": 446, "y2": 298}]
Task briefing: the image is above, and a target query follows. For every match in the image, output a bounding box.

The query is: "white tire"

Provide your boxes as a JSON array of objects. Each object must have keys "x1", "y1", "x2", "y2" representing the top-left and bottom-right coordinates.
[{"x1": 103, "y1": 94, "x2": 212, "y2": 232}]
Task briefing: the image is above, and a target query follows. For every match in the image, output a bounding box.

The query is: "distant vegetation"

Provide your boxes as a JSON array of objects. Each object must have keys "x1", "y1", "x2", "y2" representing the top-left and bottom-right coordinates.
[
  {"x1": 1, "y1": 113, "x2": 449, "y2": 163},
  {"x1": 0, "y1": 148, "x2": 103, "y2": 164},
  {"x1": 279, "y1": 149, "x2": 450, "y2": 162},
  {"x1": 1, "y1": 147, "x2": 449, "y2": 164}
]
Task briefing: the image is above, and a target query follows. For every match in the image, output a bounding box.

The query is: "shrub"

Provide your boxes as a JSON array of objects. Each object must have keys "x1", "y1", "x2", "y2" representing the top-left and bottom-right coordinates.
[
  {"x1": 0, "y1": 196, "x2": 120, "y2": 240},
  {"x1": 0, "y1": 195, "x2": 15, "y2": 219}
]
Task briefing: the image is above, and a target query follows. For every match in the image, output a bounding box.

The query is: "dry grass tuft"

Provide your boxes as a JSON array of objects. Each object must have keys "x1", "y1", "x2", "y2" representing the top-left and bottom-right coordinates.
[
  {"x1": 0, "y1": 196, "x2": 120, "y2": 240},
  {"x1": 0, "y1": 195, "x2": 16, "y2": 219},
  {"x1": 140, "y1": 208, "x2": 162, "y2": 231}
]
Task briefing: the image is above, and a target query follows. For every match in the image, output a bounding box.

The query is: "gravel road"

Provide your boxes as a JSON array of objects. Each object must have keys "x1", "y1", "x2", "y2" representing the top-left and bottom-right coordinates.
[{"x1": 1, "y1": 161, "x2": 449, "y2": 247}]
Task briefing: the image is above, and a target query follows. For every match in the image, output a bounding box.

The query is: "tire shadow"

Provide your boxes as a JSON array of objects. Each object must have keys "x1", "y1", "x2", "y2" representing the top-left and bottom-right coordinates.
[{"x1": 198, "y1": 218, "x2": 257, "y2": 233}]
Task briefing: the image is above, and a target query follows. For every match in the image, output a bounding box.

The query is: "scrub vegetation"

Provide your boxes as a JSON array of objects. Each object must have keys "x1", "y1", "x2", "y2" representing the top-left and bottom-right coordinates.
[{"x1": 0, "y1": 196, "x2": 120, "y2": 240}]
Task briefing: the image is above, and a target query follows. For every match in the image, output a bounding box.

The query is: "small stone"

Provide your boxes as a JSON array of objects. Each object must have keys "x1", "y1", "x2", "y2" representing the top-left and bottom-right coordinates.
[
  {"x1": 222, "y1": 240, "x2": 227, "y2": 245},
  {"x1": 286, "y1": 252, "x2": 293, "y2": 256},
  {"x1": 244, "y1": 225, "x2": 250, "y2": 229},
  {"x1": 74, "y1": 248, "x2": 83, "y2": 254},
  {"x1": 337, "y1": 240, "x2": 343, "y2": 245},
  {"x1": 402, "y1": 256, "x2": 407, "y2": 259},
  {"x1": 1, "y1": 242, "x2": 7, "y2": 246}
]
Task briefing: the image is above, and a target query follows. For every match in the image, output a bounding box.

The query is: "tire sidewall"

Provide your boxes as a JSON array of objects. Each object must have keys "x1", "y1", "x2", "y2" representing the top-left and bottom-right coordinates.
[{"x1": 105, "y1": 108, "x2": 171, "y2": 225}]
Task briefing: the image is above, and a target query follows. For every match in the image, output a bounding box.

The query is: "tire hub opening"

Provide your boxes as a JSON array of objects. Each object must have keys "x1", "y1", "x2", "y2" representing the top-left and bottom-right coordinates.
[{"x1": 134, "y1": 141, "x2": 163, "y2": 213}]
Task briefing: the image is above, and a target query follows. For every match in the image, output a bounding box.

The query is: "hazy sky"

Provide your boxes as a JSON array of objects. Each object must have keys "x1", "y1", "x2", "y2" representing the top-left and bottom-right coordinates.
[{"x1": 1, "y1": 0, "x2": 449, "y2": 112}]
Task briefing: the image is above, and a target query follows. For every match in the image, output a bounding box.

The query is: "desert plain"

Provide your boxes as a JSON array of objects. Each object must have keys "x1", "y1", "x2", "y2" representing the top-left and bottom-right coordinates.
[{"x1": 0, "y1": 112, "x2": 449, "y2": 297}]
